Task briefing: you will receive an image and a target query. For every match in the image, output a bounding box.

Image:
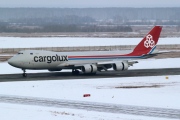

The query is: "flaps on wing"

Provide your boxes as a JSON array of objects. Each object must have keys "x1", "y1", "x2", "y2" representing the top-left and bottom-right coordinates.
[
  {"x1": 128, "y1": 61, "x2": 138, "y2": 66},
  {"x1": 144, "y1": 50, "x2": 173, "y2": 59},
  {"x1": 154, "y1": 50, "x2": 176, "y2": 54},
  {"x1": 149, "y1": 49, "x2": 177, "y2": 55},
  {"x1": 97, "y1": 61, "x2": 119, "y2": 65},
  {"x1": 97, "y1": 60, "x2": 138, "y2": 66},
  {"x1": 142, "y1": 54, "x2": 157, "y2": 59}
]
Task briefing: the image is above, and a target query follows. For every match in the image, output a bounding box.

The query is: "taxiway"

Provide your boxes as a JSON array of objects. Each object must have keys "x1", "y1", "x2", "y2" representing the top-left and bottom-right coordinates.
[{"x1": 0, "y1": 68, "x2": 180, "y2": 82}]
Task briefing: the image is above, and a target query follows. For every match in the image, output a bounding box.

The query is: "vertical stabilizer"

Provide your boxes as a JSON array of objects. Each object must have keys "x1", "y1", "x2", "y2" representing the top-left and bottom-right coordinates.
[{"x1": 131, "y1": 26, "x2": 162, "y2": 56}]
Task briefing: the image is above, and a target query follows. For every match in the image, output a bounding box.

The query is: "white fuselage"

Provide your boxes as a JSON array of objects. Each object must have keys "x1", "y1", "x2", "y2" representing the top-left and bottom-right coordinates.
[{"x1": 8, "y1": 50, "x2": 134, "y2": 70}]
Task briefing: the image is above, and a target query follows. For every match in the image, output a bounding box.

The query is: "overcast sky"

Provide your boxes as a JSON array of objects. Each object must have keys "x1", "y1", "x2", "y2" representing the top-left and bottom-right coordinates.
[{"x1": 1, "y1": 0, "x2": 180, "y2": 8}]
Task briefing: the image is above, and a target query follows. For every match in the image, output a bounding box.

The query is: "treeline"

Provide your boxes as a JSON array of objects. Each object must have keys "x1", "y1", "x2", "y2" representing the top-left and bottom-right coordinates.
[
  {"x1": 10, "y1": 16, "x2": 95, "y2": 25},
  {"x1": 0, "y1": 25, "x2": 132, "y2": 33},
  {"x1": 1, "y1": 8, "x2": 180, "y2": 21},
  {"x1": 43, "y1": 25, "x2": 132, "y2": 32},
  {"x1": 0, "y1": 8, "x2": 180, "y2": 33}
]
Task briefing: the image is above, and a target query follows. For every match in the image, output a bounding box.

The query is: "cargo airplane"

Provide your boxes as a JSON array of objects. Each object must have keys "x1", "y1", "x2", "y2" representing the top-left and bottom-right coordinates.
[{"x1": 8, "y1": 26, "x2": 162, "y2": 77}]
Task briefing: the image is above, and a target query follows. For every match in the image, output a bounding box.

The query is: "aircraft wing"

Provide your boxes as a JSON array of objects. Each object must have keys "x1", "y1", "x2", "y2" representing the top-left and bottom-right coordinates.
[
  {"x1": 58, "y1": 49, "x2": 173, "y2": 69},
  {"x1": 143, "y1": 50, "x2": 178, "y2": 58},
  {"x1": 58, "y1": 50, "x2": 169, "y2": 68},
  {"x1": 58, "y1": 60, "x2": 138, "y2": 71}
]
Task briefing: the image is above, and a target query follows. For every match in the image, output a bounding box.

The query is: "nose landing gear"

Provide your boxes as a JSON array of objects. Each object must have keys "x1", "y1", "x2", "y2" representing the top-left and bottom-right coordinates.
[{"x1": 22, "y1": 69, "x2": 27, "y2": 77}]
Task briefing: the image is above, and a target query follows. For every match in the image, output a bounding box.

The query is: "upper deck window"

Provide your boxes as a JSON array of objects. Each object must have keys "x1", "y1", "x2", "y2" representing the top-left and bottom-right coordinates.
[{"x1": 30, "y1": 53, "x2": 33, "y2": 55}]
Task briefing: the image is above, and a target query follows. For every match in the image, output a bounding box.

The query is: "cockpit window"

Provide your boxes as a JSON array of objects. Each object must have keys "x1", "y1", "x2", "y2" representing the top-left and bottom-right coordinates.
[
  {"x1": 30, "y1": 53, "x2": 33, "y2": 55},
  {"x1": 18, "y1": 52, "x2": 23, "y2": 54}
]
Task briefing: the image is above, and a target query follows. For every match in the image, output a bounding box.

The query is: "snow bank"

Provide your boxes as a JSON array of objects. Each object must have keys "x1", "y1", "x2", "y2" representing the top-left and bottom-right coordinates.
[{"x1": 0, "y1": 37, "x2": 180, "y2": 48}]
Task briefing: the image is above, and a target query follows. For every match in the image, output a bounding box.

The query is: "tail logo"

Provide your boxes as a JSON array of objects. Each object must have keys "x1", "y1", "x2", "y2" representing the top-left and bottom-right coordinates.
[{"x1": 144, "y1": 34, "x2": 155, "y2": 48}]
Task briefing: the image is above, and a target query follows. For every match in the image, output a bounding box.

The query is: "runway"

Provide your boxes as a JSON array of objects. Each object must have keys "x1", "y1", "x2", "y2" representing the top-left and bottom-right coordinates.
[
  {"x1": 0, "y1": 68, "x2": 180, "y2": 82},
  {"x1": 0, "y1": 95, "x2": 180, "y2": 119}
]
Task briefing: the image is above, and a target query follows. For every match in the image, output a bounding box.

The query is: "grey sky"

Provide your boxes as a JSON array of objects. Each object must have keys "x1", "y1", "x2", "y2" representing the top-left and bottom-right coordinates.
[{"x1": 1, "y1": 0, "x2": 180, "y2": 8}]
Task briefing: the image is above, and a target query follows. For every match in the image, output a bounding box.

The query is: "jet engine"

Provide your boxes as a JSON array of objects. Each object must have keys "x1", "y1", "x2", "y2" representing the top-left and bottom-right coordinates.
[
  {"x1": 81, "y1": 64, "x2": 97, "y2": 74},
  {"x1": 112, "y1": 62, "x2": 128, "y2": 71}
]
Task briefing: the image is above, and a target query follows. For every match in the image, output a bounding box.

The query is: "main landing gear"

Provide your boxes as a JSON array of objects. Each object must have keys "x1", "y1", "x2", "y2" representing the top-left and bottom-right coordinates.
[
  {"x1": 72, "y1": 69, "x2": 80, "y2": 75},
  {"x1": 22, "y1": 69, "x2": 27, "y2": 77}
]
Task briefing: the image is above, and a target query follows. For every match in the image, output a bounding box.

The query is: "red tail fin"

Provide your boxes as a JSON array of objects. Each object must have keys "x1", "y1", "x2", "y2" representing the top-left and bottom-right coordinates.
[{"x1": 131, "y1": 26, "x2": 162, "y2": 56}]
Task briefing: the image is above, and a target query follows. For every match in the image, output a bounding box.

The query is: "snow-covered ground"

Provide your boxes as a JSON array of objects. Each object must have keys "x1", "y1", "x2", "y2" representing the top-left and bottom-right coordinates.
[
  {"x1": 0, "y1": 75, "x2": 180, "y2": 120},
  {"x1": 1, "y1": 75, "x2": 180, "y2": 109},
  {"x1": 0, "y1": 37, "x2": 180, "y2": 48},
  {"x1": 0, "y1": 103, "x2": 168, "y2": 120}
]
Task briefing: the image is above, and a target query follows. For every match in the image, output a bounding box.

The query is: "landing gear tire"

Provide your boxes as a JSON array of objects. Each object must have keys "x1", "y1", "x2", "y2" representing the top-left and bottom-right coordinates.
[
  {"x1": 22, "y1": 69, "x2": 27, "y2": 77},
  {"x1": 72, "y1": 69, "x2": 80, "y2": 75},
  {"x1": 23, "y1": 73, "x2": 27, "y2": 77}
]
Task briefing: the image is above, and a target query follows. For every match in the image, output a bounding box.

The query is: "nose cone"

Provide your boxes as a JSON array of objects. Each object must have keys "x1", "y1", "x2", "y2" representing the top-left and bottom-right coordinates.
[
  {"x1": 8, "y1": 57, "x2": 14, "y2": 66},
  {"x1": 8, "y1": 57, "x2": 19, "y2": 67}
]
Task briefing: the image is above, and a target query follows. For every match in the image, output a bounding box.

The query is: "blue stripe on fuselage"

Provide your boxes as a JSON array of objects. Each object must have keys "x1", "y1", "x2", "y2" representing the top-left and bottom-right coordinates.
[{"x1": 68, "y1": 56, "x2": 144, "y2": 60}]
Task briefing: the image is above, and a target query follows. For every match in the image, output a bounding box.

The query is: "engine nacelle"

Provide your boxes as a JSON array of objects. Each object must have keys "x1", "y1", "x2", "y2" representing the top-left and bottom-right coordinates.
[
  {"x1": 82, "y1": 64, "x2": 97, "y2": 74},
  {"x1": 112, "y1": 62, "x2": 128, "y2": 71},
  {"x1": 48, "y1": 69, "x2": 62, "y2": 72}
]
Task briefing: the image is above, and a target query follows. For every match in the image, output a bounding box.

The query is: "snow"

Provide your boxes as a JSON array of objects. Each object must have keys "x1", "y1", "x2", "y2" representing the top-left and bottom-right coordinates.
[
  {"x1": 0, "y1": 103, "x2": 168, "y2": 120},
  {"x1": 0, "y1": 37, "x2": 180, "y2": 48},
  {"x1": 0, "y1": 75, "x2": 180, "y2": 109},
  {"x1": 0, "y1": 75, "x2": 180, "y2": 119}
]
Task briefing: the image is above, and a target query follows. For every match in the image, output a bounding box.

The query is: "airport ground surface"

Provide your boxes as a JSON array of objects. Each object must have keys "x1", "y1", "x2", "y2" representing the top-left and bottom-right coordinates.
[{"x1": 0, "y1": 68, "x2": 180, "y2": 82}]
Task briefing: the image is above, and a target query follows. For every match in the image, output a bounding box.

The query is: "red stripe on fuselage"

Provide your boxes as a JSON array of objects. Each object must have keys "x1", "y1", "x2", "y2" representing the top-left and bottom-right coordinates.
[{"x1": 68, "y1": 54, "x2": 140, "y2": 58}]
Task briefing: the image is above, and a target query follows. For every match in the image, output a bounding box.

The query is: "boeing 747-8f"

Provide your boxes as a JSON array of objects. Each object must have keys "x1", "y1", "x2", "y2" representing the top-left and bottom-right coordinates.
[{"x1": 8, "y1": 26, "x2": 162, "y2": 77}]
